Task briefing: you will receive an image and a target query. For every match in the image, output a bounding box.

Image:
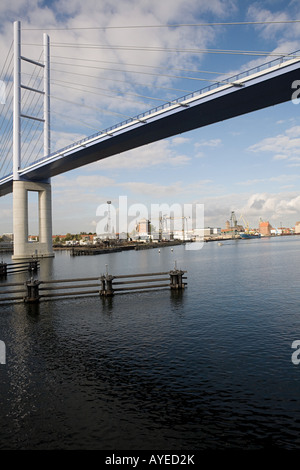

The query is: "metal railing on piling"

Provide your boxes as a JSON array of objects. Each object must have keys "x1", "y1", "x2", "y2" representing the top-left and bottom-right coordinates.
[
  {"x1": 103, "y1": 271, "x2": 172, "y2": 296},
  {"x1": 0, "y1": 266, "x2": 187, "y2": 304},
  {"x1": 0, "y1": 260, "x2": 39, "y2": 278},
  {"x1": 0, "y1": 280, "x2": 28, "y2": 303}
]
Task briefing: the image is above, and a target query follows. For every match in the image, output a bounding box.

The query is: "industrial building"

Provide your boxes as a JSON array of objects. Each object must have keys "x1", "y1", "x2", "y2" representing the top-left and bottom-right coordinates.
[
  {"x1": 259, "y1": 221, "x2": 272, "y2": 236},
  {"x1": 136, "y1": 218, "x2": 151, "y2": 235}
]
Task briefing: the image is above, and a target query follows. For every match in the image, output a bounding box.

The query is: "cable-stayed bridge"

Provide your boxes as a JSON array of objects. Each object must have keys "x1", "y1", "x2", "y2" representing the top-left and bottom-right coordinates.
[
  {"x1": 1, "y1": 50, "x2": 300, "y2": 196},
  {"x1": 1, "y1": 21, "x2": 300, "y2": 258}
]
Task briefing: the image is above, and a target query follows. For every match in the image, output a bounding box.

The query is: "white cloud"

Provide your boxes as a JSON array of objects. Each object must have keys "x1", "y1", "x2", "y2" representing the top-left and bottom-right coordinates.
[
  {"x1": 200, "y1": 190, "x2": 300, "y2": 229},
  {"x1": 237, "y1": 173, "x2": 300, "y2": 187},
  {"x1": 195, "y1": 151, "x2": 205, "y2": 159},
  {"x1": 248, "y1": 125, "x2": 300, "y2": 160},
  {"x1": 270, "y1": 174, "x2": 300, "y2": 183},
  {"x1": 118, "y1": 177, "x2": 215, "y2": 199},
  {"x1": 95, "y1": 139, "x2": 191, "y2": 170},
  {"x1": 120, "y1": 181, "x2": 182, "y2": 197},
  {"x1": 273, "y1": 154, "x2": 288, "y2": 160},
  {"x1": 195, "y1": 138, "x2": 222, "y2": 147},
  {"x1": 246, "y1": 4, "x2": 300, "y2": 41},
  {"x1": 238, "y1": 178, "x2": 265, "y2": 186},
  {"x1": 51, "y1": 130, "x2": 88, "y2": 153},
  {"x1": 285, "y1": 126, "x2": 300, "y2": 137},
  {"x1": 171, "y1": 136, "x2": 190, "y2": 145},
  {"x1": 53, "y1": 174, "x2": 115, "y2": 189},
  {"x1": 241, "y1": 191, "x2": 300, "y2": 222}
]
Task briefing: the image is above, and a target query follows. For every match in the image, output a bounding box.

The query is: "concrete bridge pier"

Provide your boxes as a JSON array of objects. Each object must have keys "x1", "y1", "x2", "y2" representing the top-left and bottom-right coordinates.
[{"x1": 12, "y1": 180, "x2": 54, "y2": 260}]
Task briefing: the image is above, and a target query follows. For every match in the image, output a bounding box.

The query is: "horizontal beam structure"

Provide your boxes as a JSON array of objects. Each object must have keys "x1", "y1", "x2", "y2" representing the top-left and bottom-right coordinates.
[{"x1": 1, "y1": 57, "x2": 300, "y2": 196}]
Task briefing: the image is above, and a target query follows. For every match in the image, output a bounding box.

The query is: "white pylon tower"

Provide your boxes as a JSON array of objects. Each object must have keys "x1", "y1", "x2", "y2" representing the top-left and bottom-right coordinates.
[{"x1": 12, "y1": 20, "x2": 54, "y2": 259}]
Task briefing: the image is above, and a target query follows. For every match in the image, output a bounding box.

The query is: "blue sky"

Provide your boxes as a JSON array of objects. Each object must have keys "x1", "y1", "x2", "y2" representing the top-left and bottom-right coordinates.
[{"x1": 1, "y1": 0, "x2": 300, "y2": 234}]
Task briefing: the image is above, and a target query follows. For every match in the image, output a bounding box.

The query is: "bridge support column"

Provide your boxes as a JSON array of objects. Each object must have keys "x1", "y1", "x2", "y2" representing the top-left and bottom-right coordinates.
[{"x1": 12, "y1": 180, "x2": 54, "y2": 260}]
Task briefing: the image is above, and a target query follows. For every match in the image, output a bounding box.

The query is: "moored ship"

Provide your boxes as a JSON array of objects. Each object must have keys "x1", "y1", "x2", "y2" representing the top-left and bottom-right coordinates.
[{"x1": 239, "y1": 232, "x2": 261, "y2": 239}]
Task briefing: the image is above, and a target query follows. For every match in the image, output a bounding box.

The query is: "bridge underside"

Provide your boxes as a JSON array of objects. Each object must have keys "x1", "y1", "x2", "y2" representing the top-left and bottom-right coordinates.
[{"x1": 1, "y1": 64, "x2": 299, "y2": 196}]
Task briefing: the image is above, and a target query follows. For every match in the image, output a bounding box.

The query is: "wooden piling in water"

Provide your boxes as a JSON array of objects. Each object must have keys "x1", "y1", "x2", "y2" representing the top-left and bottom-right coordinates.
[
  {"x1": 169, "y1": 269, "x2": 185, "y2": 290},
  {"x1": 99, "y1": 274, "x2": 115, "y2": 297},
  {"x1": 25, "y1": 279, "x2": 41, "y2": 303},
  {"x1": 28, "y1": 260, "x2": 39, "y2": 273},
  {"x1": 0, "y1": 262, "x2": 7, "y2": 277}
]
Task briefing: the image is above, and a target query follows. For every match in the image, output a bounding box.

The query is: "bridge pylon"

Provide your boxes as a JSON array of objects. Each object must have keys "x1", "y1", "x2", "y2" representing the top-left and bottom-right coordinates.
[
  {"x1": 12, "y1": 180, "x2": 53, "y2": 260},
  {"x1": 12, "y1": 21, "x2": 54, "y2": 260}
]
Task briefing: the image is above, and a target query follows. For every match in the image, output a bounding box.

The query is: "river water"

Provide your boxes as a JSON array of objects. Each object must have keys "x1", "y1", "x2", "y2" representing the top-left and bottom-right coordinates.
[{"x1": 0, "y1": 236, "x2": 300, "y2": 450}]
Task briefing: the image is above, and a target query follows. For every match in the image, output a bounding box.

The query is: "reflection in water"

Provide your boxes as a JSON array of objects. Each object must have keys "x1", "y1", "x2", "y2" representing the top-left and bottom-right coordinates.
[
  {"x1": 100, "y1": 295, "x2": 114, "y2": 314},
  {"x1": 0, "y1": 238, "x2": 300, "y2": 450},
  {"x1": 25, "y1": 302, "x2": 40, "y2": 317},
  {"x1": 39, "y1": 256, "x2": 55, "y2": 280},
  {"x1": 170, "y1": 289, "x2": 185, "y2": 311}
]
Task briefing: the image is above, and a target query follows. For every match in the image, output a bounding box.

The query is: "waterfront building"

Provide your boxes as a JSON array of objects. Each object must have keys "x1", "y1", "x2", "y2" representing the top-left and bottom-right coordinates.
[
  {"x1": 259, "y1": 221, "x2": 272, "y2": 236},
  {"x1": 137, "y1": 218, "x2": 151, "y2": 236}
]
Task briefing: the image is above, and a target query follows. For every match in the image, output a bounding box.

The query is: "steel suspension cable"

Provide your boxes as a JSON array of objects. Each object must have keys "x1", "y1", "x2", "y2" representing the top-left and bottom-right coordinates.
[
  {"x1": 51, "y1": 67, "x2": 190, "y2": 94},
  {"x1": 51, "y1": 95, "x2": 145, "y2": 121},
  {"x1": 51, "y1": 60, "x2": 230, "y2": 85},
  {"x1": 51, "y1": 109, "x2": 101, "y2": 132},
  {"x1": 51, "y1": 79, "x2": 175, "y2": 105},
  {"x1": 51, "y1": 54, "x2": 225, "y2": 76},
  {"x1": 38, "y1": 43, "x2": 299, "y2": 58},
  {"x1": 22, "y1": 20, "x2": 300, "y2": 31}
]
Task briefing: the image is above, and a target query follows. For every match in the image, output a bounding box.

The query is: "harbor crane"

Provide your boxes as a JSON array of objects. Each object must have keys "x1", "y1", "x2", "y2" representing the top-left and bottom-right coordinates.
[
  {"x1": 165, "y1": 216, "x2": 190, "y2": 241},
  {"x1": 150, "y1": 214, "x2": 168, "y2": 241},
  {"x1": 239, "y1": 213, "x2": 250, "y2": 233},
  {"x1": 230, "y1": 211, "x2": 237, "y2": 228},
  {"x1": 150, "y1": 214, "x2": 190, "y2": 241}
]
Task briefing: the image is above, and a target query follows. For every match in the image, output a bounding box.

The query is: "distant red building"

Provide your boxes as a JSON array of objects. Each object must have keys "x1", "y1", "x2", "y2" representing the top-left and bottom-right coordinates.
[{"x1": 259, "y1": 221, "x2": 272, "y2": 236}]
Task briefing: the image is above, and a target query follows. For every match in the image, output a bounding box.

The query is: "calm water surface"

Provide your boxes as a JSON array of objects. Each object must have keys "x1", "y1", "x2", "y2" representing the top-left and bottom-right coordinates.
[{"x1": 0, "y1": 236, "x2": 300, "y2": 450}]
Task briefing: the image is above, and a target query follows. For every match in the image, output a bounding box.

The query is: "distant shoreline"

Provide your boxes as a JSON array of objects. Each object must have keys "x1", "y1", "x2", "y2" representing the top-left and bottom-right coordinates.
[{"x1": 1, "y1": 233, "x2": 299, "y2": 255}]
